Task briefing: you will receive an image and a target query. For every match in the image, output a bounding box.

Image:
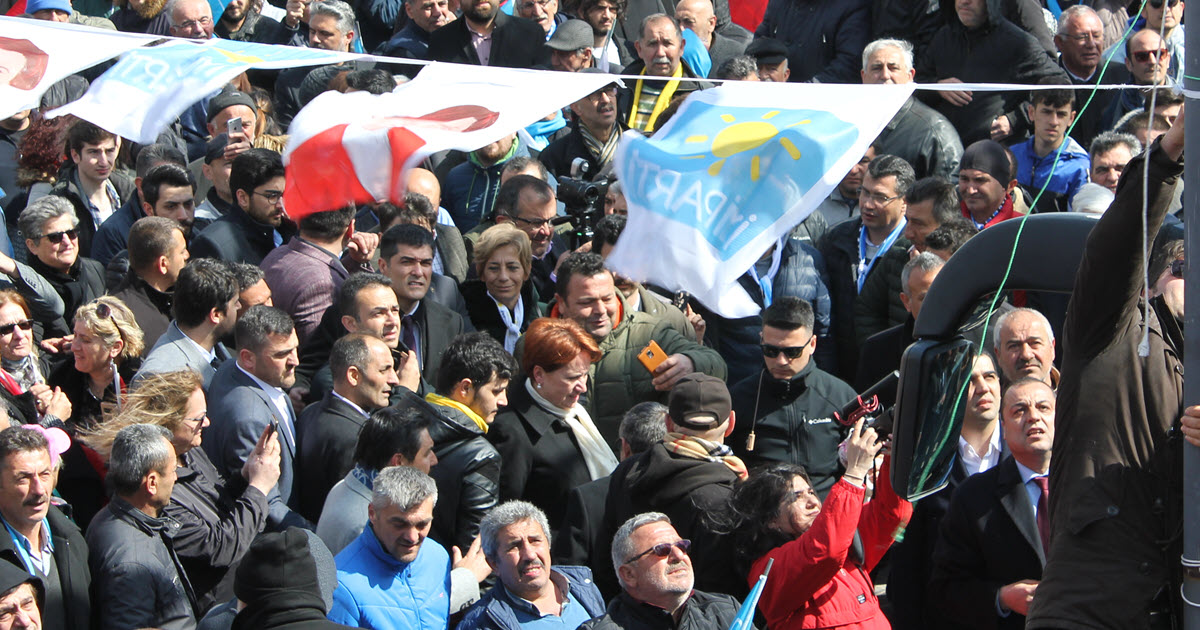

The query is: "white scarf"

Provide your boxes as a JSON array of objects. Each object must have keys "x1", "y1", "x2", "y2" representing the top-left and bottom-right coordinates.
[
  {"x1": 525, "y1": 379, "x2": 618, "y2": 480},
  {"x1": 491, "y1": 291, "x2": 524, "y2": 354}
]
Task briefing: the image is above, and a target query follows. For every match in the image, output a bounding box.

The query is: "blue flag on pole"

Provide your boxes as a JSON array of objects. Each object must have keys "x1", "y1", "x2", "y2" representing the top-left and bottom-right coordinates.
[{"x1": 730, "y1": 557, "x2": 773, "y2": 630}]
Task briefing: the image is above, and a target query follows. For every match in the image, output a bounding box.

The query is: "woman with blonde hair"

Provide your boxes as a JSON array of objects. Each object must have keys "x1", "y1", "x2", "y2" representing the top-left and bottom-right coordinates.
[
  {"x1": 83, "y1": 369, "x2": 282, "y2": 609},
  {"x1": 461, "y1": 223, "x2": 543, "y2": 353}
]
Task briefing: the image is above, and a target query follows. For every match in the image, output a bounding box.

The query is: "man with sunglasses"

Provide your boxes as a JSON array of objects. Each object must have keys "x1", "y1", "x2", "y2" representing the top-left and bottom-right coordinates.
[
  {"x1": 1104, "y1": 28, "x2": 1174, "y2": 130},
  {"x1": 729, "y1": 297, "x2": 854, "y2": 496},
  {"x1": 585, "y1": 512, "x2": 743, "y2": 630},
  {"x1": 17, "y1": 197, "x2": 105, "y2": 339},
  {"x1": 1101, "y1": 0, "x2": 1184, "y2": 82}
]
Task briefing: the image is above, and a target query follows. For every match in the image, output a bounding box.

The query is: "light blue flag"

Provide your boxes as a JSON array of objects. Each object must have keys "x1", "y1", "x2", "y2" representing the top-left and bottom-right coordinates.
[
  {"x1": 730, "y1": 557, "x2": 773, "y2": 630},
  {"x1": 609, "y1": 82, "x2": 913, "y2": 318}
]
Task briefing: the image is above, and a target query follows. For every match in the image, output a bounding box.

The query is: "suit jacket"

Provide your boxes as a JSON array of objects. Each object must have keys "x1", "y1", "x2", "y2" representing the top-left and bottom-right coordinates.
[
  {"x1": 0, "y1": 506, "x2": 91, "y2": 630},
  {"x1": 261, "y1": 237, "x2": 369, "y2": 345},
  {"x1": 427, "y1": 12, "x2": 551, "y2": 69},
  {"x1": 930, "y1": 456, "x2": 1045, "y2": 630},
  {"x1": 551, "y1": 476, "x2": 616, "y2": 599},
  {"x1": 434, "y1": 223, "x2": 470, "y2": 285},
  {"x1": 135, "y1": 321, "x2": 232, "y2": 390},
  {"x1": 294, "y1": 393, "x2": 371, "y2": 523},
  {"x1": 706, "y1": 31, "x2": 746, "y2": 78},
  {"x1": 203, "y1": 361, "x2": 303, "y2": 529},
  {"x1": 412, "y1": 298, "x2": 466, "y2": 385}
]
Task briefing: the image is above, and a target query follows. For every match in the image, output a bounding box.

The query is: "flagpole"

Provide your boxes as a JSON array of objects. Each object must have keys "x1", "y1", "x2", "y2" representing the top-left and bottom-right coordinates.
[
  {"x1": 1182, "y1": 0, "x2": 1200, "y2": 625},
  {"x1": 729, "y1": 558, "x2": 773, "y2": 630}
]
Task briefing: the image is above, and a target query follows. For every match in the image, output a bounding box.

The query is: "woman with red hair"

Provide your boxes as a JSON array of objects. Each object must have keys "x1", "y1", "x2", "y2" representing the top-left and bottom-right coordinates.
[{"x1": 488, "y1": 317, "x2": 619, "y2": 527}]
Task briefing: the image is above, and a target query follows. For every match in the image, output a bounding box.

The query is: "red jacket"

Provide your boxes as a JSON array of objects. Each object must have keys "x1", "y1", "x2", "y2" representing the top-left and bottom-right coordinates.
[{"x1": 750, "y1": 469, "x2": 912, "y2": 629}]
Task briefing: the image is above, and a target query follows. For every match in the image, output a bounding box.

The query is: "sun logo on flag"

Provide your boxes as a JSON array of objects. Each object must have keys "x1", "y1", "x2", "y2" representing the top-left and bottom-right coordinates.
[{"x1": 680, "y1": 111, "x2": 810, "y2": 181}]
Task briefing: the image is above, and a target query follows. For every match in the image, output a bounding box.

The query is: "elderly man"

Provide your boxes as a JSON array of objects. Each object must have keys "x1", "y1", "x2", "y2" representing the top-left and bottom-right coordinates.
[
  {"x1": 19, "y1": 196, "x2": 106, "y2": 338},
  {"x1": 993, "y1": 307, "x2": 1057, "y2": 388},
  {"x1": 0, "y1": 558, "x2": 42, "y2": 630},
  {"x1": 1054, "y1": 5, "x2": 1126, "y2": 147},
  {"x1": 585, "y1": 513, "x2": 743, "y2": 629},
  {"x1": 330, "y1": 466, "x2": 453, "y2": 629},
  {"x1": 541, "y1": 79, "x2": 619, "y2": 181},
  {"x1": 931, "y1": 377, "x2": 1055, "y2": 629},
  {"x1": 1088, "y1": 132, "x2": 1141, "y2": 194},
  {"x1": 546, "y1": 20, "x2": 597, "y2": 71},
  {"x1": 542, "y1": 253, "x2": 725, "y2": 446},
  {"x1": 87, "y1": 424, "x2": 196, "y2": 630},
  {"x1": 377, "y1": 0, "x2": 454, "y2": 58},
  {"x1": 675, "y1": 0, "x2": 744, "y2": 78},
  {"x1": 295, "y1": 334, "x2": 400, "y2": 522},
  {"x1": 459, "y1": 501, "x2": 606, "y2": 630},
  {"x1": 860, "y1": 38, "x2": 963, "y2": 181},
  {"x1": 428, "y1": 0, "x2": 549, "y2": 67},
  {"x1": 957, "y1": 139, "x2": 1028, "y2": 231},
  {"x1": 167, "y1": 0, "x2": 215, "y2": 38},
  {"x1": 515, "y1": 0, "x2": 564, "y2": 38},
  {"x1": 917, "y1": 0, "x2": 1067, "y2": 145},
  {"x1": 619, "y1": 14, "x2": 708, "y2": 133}
]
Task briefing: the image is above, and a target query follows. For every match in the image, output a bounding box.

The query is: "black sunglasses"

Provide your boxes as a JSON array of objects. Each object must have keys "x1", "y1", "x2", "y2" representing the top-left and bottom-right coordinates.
[
  {"x1": 0, "y1": 320, "x2": 32, "y2": 336},
  {"x1": 623, "y1": 539, "x2": 691, "y2": 564},
  {"x1": 1172, "y1": 259, "x2": 1185, "y2": 278},
  {"x1": 762, "y1": 332, "x2": 814, "y2": 359},
  {"x1": 1148, "y1": 0, "x2": 1180, "y2": 8},
  {"x1": 93, "y1": 301, "x2": 124, "y2": 344},
  {"x1": 38, "y1": 228, "x2": 78, "y2": 244}
]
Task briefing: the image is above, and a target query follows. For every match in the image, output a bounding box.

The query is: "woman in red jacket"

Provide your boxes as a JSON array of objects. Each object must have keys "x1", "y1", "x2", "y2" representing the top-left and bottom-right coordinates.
[{"x1": 729, "y1": 419, "x2": 912, "y2": 629}]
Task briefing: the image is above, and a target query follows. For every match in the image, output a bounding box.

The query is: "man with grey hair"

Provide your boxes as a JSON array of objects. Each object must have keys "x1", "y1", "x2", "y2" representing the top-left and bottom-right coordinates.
[
  {"x1": 274, "y1": 0, "x2": 363, "y2": 126},
  {"x1": 1054, "y1": 5, "x2": 1125, "y2": 147},
  {"x1": 618, "y1": 14, "x2": 708, "y2": 133},
  {"x1": 585, "y1": 513, "x2": 742, "y2": 630},
  {"x1": 86, "y1": 424, "x2": 198, "y2": 630},
  {"x1": 330, "y1": 466, "x2": 455, "y2": 629},
  {"x1": 1088, "y1": 131, "x2": 1140, "y2": 194},
  {"x1": 993, "y1": 307, "x2": 1057, "y2": 388},
  {"x1": 459, "y1": 500, "x2": 605, "y2": 630},
  {"x1": 856, "y1": 251, "x2": 944, "y2": 391},
  {"x1": 167, "y1": 0, "x2": 214, "y2": 38},
  {"x1": 715, "y1": 55, "x2": 759, "y2": 80},
  {"x1": 860, "y1": 38, "x2": 963, "y2": 181}
]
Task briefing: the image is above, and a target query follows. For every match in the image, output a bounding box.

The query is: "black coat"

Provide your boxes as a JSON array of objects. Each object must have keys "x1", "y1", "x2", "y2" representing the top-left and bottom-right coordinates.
[
  {"x1": 551, "y1": 476, "x2": 614, "y2": 598},
  {"x1": 872, "y1": 97, "x2": 963, "y2": 182},
  {"x1": 165, "y1": 447, "x2": 270, "y2": 612},
  {"x1": 111, "y1": 273, "x2": 173, "y2": 354},
  {"x1": 583, "y1": 589, "x2": 746, "y2": 630},
  {"x1": 427, "y1": 12, "x2": 551, "y2": 68},
  {"x1": 28, "y1": 255, "x2": 106, "y2": 338},
  {"x1": 294, "y1": 393, "x2": 370, "y2": 523},
  {"x1": 488, "y1": 381, "x2": 594, "y2": 529},
  {"x1": 540, "y1": 122, "x2": 620, "y2": 182},
  {"x1": 930, "y1": 456, "x2": 1045, "y2": 630},
  {"x1": 189, "y1": 207, "x2": 297, "y2": 266},
  {"x1": 753, "y1": 0, "x2": 870, "y2": 83},
  {"x1": 0, "y1": 506, "x2": 91, "y2": 630}
]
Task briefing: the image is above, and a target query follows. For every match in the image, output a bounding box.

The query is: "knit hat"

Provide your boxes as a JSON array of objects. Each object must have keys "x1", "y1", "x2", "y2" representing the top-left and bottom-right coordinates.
[
  {"x1": 234, "y1": 528, "x2": 338, "y2": 612},
  {"x1": 668, "y1": 373, "x2": 732, "y2": 430},
  {"x1": 206, "y1": 88, "x2": 258, "y2": 123},
  {"x1": 960, "y1": 139, "x2": 1013, "y2": 185},
  {"x1": 0, "y1": 555, "x2": 42, "y2": 607},
  {"x1": 26, "y1": 0, "x2": 71, "y2": 14}
]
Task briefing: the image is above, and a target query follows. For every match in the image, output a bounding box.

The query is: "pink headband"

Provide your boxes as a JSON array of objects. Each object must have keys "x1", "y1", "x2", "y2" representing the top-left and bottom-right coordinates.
[{"x1": 20, "y1": 424, "x2": 70, "y2": 463}]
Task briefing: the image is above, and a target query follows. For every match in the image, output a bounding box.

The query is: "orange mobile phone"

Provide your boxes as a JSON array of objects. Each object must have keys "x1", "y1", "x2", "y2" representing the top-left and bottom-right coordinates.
[{"x1": 637, "y1": 340, "x2": 668, "y2": 374}]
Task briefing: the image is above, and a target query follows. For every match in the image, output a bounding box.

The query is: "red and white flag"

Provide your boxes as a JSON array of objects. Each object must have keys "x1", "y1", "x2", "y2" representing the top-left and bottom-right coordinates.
[{"x1": 282, "y1": 63, "x2": 615, "y2": 219}]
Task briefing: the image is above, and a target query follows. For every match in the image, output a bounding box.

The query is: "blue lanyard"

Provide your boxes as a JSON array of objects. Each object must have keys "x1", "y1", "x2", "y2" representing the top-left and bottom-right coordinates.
[
  {"x1": 2, "y1": 517, "x2": 48, "y2": 576},
  {"x1": 857, "y1": 219, "x2": 906, "y2": 292}
]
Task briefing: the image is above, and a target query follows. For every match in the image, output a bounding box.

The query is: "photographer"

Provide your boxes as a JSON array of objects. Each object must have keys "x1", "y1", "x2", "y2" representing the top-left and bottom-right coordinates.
[{"x1": 541, "y1": 75, "x2": 624, "y2": 183}]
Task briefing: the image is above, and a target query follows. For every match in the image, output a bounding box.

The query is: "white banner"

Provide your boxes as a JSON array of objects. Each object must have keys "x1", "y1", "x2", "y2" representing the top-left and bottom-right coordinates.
[
  {"x1": 609, "y1": 82, "x2": 915, "y2": 318},
  {"x1": 53, "y1": 38, "x2": 357, "y2": 143},
  {"x1": 0, "y1": 17, "x2": 158, "y2": 120},
  {"x1": 282, "y1": 63, "x2": 615, "y2": 217}
]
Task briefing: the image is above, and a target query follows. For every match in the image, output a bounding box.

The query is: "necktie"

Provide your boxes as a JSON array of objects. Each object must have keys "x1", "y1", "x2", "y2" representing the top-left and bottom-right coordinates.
[
  {"x1": 402, "y1": 315, "x2": 420, "y2": 365},
  {"x1": 1033, "y1": 476, "x2": 1050, "y2": 553}
]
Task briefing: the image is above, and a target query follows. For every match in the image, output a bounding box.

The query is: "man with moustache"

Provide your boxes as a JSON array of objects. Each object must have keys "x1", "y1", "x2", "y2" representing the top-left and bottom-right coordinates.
[
  {"x1": 618, "y1": 14, "x2": 708, "y2": 133},
  {"x1": 993, "y1": 308, "x2": 1057, "y2": 388},
  {"x1": 541, "y1": 78, "x2": 622, "y2": 182},
  {"x1": 428, "y1": 0, "x2": 549, "y2": 68},
  {"x1": 458, "y1": 501, "x2": 605, "y2": 630}
]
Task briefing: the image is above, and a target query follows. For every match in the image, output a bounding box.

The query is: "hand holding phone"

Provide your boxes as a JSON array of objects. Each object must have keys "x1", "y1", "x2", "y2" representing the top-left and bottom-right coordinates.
[{"x1": 637, "y1": 340, "x2": 668, "y2": 374}]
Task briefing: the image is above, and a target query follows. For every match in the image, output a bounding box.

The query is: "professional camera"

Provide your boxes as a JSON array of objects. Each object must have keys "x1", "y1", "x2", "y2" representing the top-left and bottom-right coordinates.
[
  {"x1": 552, "y1": 158, "x2": 608, "y2": 249},
  {"x1": 834, "y1": 370, "x2": 899, "y2": 439}
]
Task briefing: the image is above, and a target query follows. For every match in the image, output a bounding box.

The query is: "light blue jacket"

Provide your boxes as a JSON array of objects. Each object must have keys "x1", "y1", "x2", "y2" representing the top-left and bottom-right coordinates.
[{"x1": 329, "y1": 525, "x2": 452, "y2": 630}]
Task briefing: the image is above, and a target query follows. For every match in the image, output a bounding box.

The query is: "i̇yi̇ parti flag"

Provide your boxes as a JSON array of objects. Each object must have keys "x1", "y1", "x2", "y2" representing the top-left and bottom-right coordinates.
[
  {"x1": 281, "y1": 63, "x2": 615, "y2": 219},
  {"x1": 730, "y1": 557, "x2": 773, "y2": 630},
  {"x1": 608, "y1": 82, "x2": 913, "y2": 319}
]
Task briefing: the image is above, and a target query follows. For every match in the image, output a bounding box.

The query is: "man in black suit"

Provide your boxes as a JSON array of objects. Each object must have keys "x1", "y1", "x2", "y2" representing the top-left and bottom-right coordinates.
[
  {"x1": 294, "y1": 333, "x2": 400, "y2": 522},
  {"x1": 930, "y1": 377, "x2": 1055, "y2": 629},
  {"x1": 854, "y1": 251, "x2": 944, "y2": 393},
  {"x1": 427, "y1": 0, "x2": 550, "y2": 68}
]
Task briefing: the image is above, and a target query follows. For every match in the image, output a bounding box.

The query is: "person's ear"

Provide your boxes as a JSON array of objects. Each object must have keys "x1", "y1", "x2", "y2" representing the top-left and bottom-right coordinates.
[
  {"x1": 236, "y1": 188, "x2": 251, "y2": 211},
  {"x1": 724, "y1": 410, "x2": 736, "y2": 437},
  {"x1": 346, "y1": 364, "x2": 362, "y2": 388},
  {"x1": 144, "y1": 470, "x2": 159, "y2": 497},
  {"x1": 900, "y1": 291, "x2": 912, "y2": 314},
  {"x1": 341, "y1": 314, "x2": 359, "y2": 334},
  {"x1": 617, "y1": 563, "x2": 637, "y2": 589},
  {"x1": 454, "y1": 377, "x2": 475, "y2": 404},
  {"x1": 156, "y1": 255, "x2": 170, "y2": 277}
]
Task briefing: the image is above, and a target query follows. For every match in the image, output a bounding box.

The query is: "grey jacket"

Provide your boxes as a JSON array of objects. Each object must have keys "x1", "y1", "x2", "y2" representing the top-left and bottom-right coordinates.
[{"x1": 135, "y1": 321, "x2": 233, "y2": 390}]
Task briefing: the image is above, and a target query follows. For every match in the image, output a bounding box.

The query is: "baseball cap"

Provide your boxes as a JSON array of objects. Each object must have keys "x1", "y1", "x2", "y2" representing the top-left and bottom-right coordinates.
[
  {"x1": 546, "y1": 19, "x2": 594, "y2": 51},
  {"x1": 668, "y1": 373, "x2": 732, "y2": 430},
  {"x1": 746, "y1": 38, "x2": 789, "y2": 65},
  {"x1": 206, "y1": 88, "x2": 258, "y2": 123},
  {"x1": 204, "y1": 133, "x2": 230, "y2": 164}
]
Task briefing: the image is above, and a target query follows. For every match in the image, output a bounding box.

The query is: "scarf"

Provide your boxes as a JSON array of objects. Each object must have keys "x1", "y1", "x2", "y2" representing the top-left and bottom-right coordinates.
[
  {"x1": 350, "y1": 465, "x2": 378, "y2": 492},
  {"x1": 524, "y1": 110, "x2": 568, "y2": 151},
  {"x1": 425, "y1": 392, "x2": 490, "y2": 433},
  {"x1": 491, "y1": 291, "x2": 524, "y2": 354},
  {"x1": 662, "y1": 432, "x2": 748, "y2": 480},
  {"x1": 628, "y1": 63, "x2": 683, "y2": 133},
  {"x1": 579, "y1": 122, "x2": 620, "y2": 171},
  {"x1": 1, "y1": 356, "x2": 40, "y2": 393},
  {"x1": 525, "y1": 379, "x2": 618, "y2": 480}
]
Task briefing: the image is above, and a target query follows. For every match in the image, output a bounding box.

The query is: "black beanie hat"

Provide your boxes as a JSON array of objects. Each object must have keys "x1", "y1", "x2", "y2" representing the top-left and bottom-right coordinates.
[
  {"x1": 960, "y1": 139, "x2": 1012, "y2": 185},
  {"x1": 234, "y1": 527, "x2": 330, "y2": 609}
]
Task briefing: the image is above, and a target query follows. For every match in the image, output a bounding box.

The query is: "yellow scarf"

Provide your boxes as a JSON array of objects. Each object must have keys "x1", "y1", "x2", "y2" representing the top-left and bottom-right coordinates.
[
  {"x1": 628, "y1": 63, "x2": 683, "y2": 133},
  {"x1": 425, "y1": 393, "x2": 489, "y2": 433}
]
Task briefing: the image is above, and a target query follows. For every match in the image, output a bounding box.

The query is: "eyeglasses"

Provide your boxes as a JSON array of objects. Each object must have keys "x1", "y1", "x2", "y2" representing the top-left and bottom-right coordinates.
[
  {"x1": 179, "y1": 15, "x2": 212, "y2": 30},
  {"x1": 1061, "y1": 32, "x2": 1102, "y2": 44},
  {"x1": 1131, "y1": 48, "x2": 1170, "y2": 63},
  {"x1": 1171, "y1": 258, "x2": 1185, "y2": 278},
  {"x1": 0, "y1": 320, "x2": 32, "y2": 336},
  {"x1": 857, "y1": 188, "x2": 903, "y2": 206},
  {"x1": 511, "y1": 215, "x2": 553, "y2": 229},
  {"x1": 623, "y1": 539, "x2": 691, "y2": 564},
  {"x1": 762, "y1": 333, "x2": 814, "y2": 360},
  {"x1": 183, "y1": 411, "x2": 208, "y2": 425},
  {"x1": 253, "y1": 189, "x2": 284, "y2": 204},
  {"x1": 37, "y1": 228, "x2": 78, "y2": 244},
  {"x1": 518, "y1": 0, "x2": 553, "y2": 11}
]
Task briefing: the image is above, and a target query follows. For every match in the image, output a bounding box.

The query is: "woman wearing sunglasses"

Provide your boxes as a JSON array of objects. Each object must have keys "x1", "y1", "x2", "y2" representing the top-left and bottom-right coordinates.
[
  {"x1": 0, "y1": 289, "x2": 70, "y2": 426},
  {"x1": 47, "y1": 295, "x2": 144, "y2": 527},
  {"x1": 16, "y1": 197, "x2": 106, "y2": 338},
  {"x1": 82, "y1": 370, "x2": 282, "y2": 611},
  {"x1": 725, "y1": 420, "x2": 911, "y2": 630}
]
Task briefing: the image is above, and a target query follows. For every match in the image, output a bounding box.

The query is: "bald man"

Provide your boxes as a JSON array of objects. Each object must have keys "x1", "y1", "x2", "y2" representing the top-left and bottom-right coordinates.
[{"x1": 674, "y1": 0, "x2": 745, "y2": 78}]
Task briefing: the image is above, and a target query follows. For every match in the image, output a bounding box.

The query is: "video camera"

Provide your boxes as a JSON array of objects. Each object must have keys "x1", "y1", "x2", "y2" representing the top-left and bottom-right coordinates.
[
  {"x1": 834, "y1": 371, "x2": 900, "y2": 439},
  {"x1": 552, "y1": 158, "x2": 608, "y2": 250}
]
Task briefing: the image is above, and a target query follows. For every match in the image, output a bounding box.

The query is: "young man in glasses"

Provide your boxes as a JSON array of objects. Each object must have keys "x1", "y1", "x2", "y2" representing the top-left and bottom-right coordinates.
[
  {"x1": 729, "y1": 297, "x2": 855, "y2": 497},
  {"x1": 588, "y1": 512, "x2": 743, "y2": 630},
  {"x1": 191, "y1": 148, "x2": 296, "y2": 265}
]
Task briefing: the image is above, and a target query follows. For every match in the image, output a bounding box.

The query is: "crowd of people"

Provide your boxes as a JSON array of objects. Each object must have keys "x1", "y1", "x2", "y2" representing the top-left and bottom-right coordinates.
[{"x1": 0, "y1": 0, "x2": 1191, "y2": 628}]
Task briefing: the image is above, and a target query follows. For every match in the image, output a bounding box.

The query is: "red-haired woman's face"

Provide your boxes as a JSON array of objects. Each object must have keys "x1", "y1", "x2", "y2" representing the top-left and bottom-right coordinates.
[
  {"x1": 0, "y1": 303, "x2": 32, "y2": 362},
  {"x1": 532, "y1": 352, "x2": 590, "y2": 410}
]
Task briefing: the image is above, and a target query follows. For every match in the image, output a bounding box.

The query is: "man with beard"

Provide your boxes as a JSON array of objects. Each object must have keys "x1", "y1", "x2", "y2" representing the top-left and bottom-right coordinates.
[
  {"x1": 331, "y1": 466, "x2": 455, "y2": 630},
  {"x1": 191, "y1": 149, "x2": 296, "y2": 265},
  {"x1": 584, "y1": 513, "x2": 743, "y2": 630},
  {"x1": 428, "y1": 0, "x2": 550, "y2": 68},
  {"x1": 458, "y1": 501, "x2": 606, "y2": 630},
  {"x1": 376, "y1": 0, "x2": 454, "y2": 58},
  {"x1": 214, "y1": 0, "x2": 290, "y2": 42},
  {"x1": 993, "y1": 307, "x2": 1057, "y2": 389},
  {"x1": 541, "y1": 78, "x2": 621, "y2": 181},
  {"x1": 444, "y1": 134, "x2": 530, "y2": 232},
  {"x1": 579, "y1": 0, "x2": 632, "y2": 70},
  {"x1": 111, "y1": 0, "x2": 172, "y2": 35}
]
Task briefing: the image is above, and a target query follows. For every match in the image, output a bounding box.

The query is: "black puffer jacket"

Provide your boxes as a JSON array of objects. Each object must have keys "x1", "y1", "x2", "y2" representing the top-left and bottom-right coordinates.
[
  {"x1": 728, "y1": 364, "x2": 856, "y2": 495},
  {"x1": 915, "y1": 0, "x2": 1066, "y2": 145},
  {"x1": 583, "y1": 589, "x2": 746, "y2": 630},
  {"x1": 753, "y1": 0, "x2": 870, "y2": 84}
]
